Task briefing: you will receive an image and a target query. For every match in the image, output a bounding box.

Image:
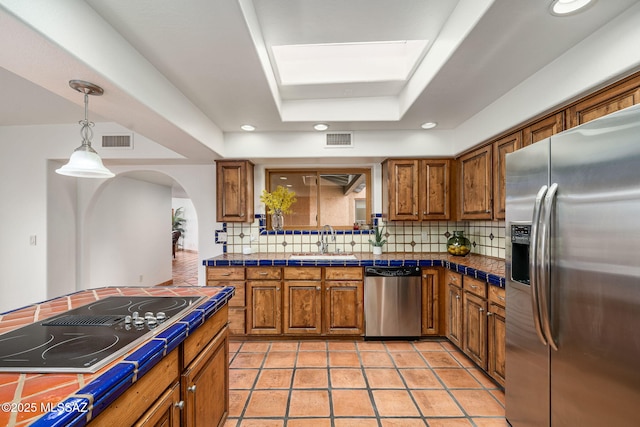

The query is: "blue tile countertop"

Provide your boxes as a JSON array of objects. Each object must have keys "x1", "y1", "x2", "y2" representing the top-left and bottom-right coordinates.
[
  {"x1": 204, "y1": 252, "x2": 506, "y2": 288},
  {"x1": 0, "y1": 286, "x2": 234, "y2": 427}
]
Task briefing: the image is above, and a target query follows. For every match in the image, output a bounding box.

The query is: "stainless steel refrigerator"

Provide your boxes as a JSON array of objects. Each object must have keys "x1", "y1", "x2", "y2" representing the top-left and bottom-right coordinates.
[{"x1": 505, "y1": 103, "x2": 640, "y2": 427}]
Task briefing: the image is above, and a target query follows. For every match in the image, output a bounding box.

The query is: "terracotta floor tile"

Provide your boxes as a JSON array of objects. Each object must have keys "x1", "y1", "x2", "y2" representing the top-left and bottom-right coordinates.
[
  {"x1": 380, "y1": 418, "x2": 427, "y2": 426},
  {"x1": 332, "y1": 389, "x2": 375, "y2": 416},
  {"x1": 434, "y1": 369, "x2": 482, "y2": 388},
  {"x1": 288, "y1": 390, "x2": 331, "y2": 417},
  {"x1": 299, "y1": 341, "x2": 328, "y2": 351},
  {"x1": 468, "y1": 367, "x2": 501, "y2": 389},
  {"x1": 360, "y1": 351, "x2": 394, "y2": 367},
  {"x1": 384, "y1": 341, "x2": 416, "y2": 351},
  {"x1": 471, "y1": 418, "x2": 509, "y2": 427},
  {"x1": 296, "y1": 351, "x2": 328, "y2": 367},
  {"x1": 230, "y1": 353, "x2": 266, "y2": 369},
  {"x1": 413, "y1": 341, "x2": 447, "y2": 351},
  {"x1": 254, "y1": 369, "x2": 293, "y2": 389},
  {"x1": 440, "y1": 341, "x2": 459, "y2": 352},
  {"x1": 243, "y1": 390, "x2": 289, "y2": 417},
  {"x1": 229, "y1": 390, "x2": 250, "y2": 417},
  {"x1": 287, "y1": 418, "x2": 332, "y2": 427},
  {"x1": 390, "y1": 351, "x2": 428, "y2": 368},
  {"x1": 269, "y1": 341, "x2": 299, "y2": 351},
  {"x1": 490, "y1": 389, "x2": 506, "y2": 406},
  {"x1": 372, "y1": 389, "x2": 420, "y2": 416},
  {"x1": 411, "y1": 389, "x2": 465, "y2": 417},
  {"x1": 329, "y1": 351, "x2": 361, "y2": 367},
  {"x1": 293, "y1": 368, "x2": 328, "y2": 388},
  {"x1": 263, "y1": 351, "x2": 297, "y2": 368},
  {"x1": 399, "y1": 368, "x2": 443, "y2": 389},
  {"x1": 238, "y1": 420, "x2": 284, "y2": 427},
  {"x1": 422, "y1": 352, "x2": 462, "y2": 368},
  {"x1": 365, "y1": 368, "x2": 405, "y2": 388},
  {"x1": 356, "y1": 341, "x2": 386, "y2": 351},
  {"x1": 449, "y1": 351, "x2": 476, "y2": 368},
  {"x1": 450, "y1": 390, "x2": 505, "y2": 416},
  {"x1": 426, "y1": 418, "x2": 474, "y2": 427},
  {"x1": 334, "y1": 419, "x2": 379, "y2": 427},
  {"x1": 229, "y1": 369, "x2": 259, "y2": 389},
  {"x1": 224, "y1": 417, "x2": 238, "y2": 427},
  {"x1": 239, "y1": 342, "x2": 271, "y2": 352},
  {"x1": 328, "y1": 341, "x2": 357, "y2": 351},
  {"x1": 330, "y1": 368, "x2": 367, "y2": 388}
]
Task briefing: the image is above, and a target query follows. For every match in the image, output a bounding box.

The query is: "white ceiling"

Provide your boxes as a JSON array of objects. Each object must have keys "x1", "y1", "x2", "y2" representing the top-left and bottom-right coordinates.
[{"x1": 1, "y1": 0, "x2": 639, "y2": 162}]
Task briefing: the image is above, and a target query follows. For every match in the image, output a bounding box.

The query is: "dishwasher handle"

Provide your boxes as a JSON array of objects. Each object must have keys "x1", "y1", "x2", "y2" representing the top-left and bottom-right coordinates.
[{"x1": 364, "y1": 266, "x2": 421, "y2": 277}]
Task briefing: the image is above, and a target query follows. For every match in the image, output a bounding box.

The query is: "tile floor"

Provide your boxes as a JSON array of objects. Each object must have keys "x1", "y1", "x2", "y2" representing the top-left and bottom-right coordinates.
[
  {"x1": 171, "y1": 249, "x2": 200, "y2": 286},
  {"x1": 225, "y1": 339, "x2": 507, "y2": 427}
]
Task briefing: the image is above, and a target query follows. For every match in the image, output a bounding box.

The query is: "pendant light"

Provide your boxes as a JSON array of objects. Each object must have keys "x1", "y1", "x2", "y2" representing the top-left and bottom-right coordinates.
[{"x1": 56, "y1": 80, "x2": 115, "y2": 178}]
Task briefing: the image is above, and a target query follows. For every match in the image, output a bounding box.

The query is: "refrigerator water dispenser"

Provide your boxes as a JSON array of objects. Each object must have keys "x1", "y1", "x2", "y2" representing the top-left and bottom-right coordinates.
[{"x1": 510, "y1": 223, "x2": 531, "y2": 285}]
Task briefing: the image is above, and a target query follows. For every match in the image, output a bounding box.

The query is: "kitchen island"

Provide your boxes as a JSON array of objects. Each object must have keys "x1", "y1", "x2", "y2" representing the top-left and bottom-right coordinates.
[{"x1": 0, "y1": 285, "x2": 234, "y2": 427}]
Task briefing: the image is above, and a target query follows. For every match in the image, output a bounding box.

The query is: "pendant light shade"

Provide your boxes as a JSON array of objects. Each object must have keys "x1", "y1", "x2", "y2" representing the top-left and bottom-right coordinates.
[{"x1": 56, "y1": 80, "x2": 115, "y2": 178}]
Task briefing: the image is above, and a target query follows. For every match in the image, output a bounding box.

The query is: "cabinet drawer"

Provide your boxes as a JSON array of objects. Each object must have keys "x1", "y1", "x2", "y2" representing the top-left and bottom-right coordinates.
[
  {"x1": 464, "y1": 276, "x2": 487, "y2": 298},
  {"x1": 325, "y1": 267, "x2": 363, "y2": 280},
  {"x1": 246, "y1": 267, "x2": 282, "y2": 280},
  {"x1": 488, "y1": 285, "x2": 506, "y2": 306},
  {"x1": 207, "y1": 267, "x2": 244, "y2": 281},
  {"x1": 445, "y1": 271, "x2": 462, "y2": 287},
  {"x1": 284, "y1": 267, "x2": 322, "y2": 280}
]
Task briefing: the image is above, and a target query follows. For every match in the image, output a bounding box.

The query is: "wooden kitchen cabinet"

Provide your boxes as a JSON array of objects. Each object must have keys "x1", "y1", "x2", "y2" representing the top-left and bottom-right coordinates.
[
  {"x1": 283, "y1": 268, "x2": 322, "y2": 335},
  {"x1": 492, "y1": 132, "x2": 522, "y2": 220},
  {"x1": 445, "y1": 272, "x2": 463, "y2": 348},
  {"x1": 383, "y1": 159, "x2": 451, "y2": 221},
  {"x1": 421, "y1": 267, "x2": 440, "y2": 335},
  {"x1": 207, "y1": 267, "x2": 246, "y2": 335},
  {"x1": 487, "y1": 286, "x2": 506, "y2": 386},
  {"x1": 216, "y1": 160, "x2": 254, "y2": 222},
  {"x1": 458, "y1": 145, "x2": 493, "y2": 220},
  {"x1": 246, "y1": 267, "x2": 282, "y2": 335},
  {"x1": 462, "y1": 276, "x2": 488, "y2": 370},
  {"x1": 134, "y1": 382, "x2": 181, "y2": 427},
  {"x1": 522, "y1": 112, "x2": 564, "y2": 147},
  {"x1": 324, "y1": 267, "x2": 364, "y2": 335}
]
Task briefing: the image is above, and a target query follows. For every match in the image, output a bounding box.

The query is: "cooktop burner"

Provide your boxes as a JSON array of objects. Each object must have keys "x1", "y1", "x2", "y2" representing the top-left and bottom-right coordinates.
[{"x1": 0, "y1": 296, "x2": 203, "y2": 373}]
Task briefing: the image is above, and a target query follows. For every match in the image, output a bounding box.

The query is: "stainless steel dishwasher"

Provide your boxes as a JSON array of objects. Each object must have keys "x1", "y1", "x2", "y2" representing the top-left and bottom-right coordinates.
[{"x1": 364, "y1": 266, "x2": 422, "y2": 339}]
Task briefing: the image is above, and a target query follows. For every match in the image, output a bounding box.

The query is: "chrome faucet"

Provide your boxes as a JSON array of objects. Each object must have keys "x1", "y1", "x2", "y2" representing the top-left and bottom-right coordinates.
[{"x1": 319, "y1": 224, "x2": 335, "y2": 254}]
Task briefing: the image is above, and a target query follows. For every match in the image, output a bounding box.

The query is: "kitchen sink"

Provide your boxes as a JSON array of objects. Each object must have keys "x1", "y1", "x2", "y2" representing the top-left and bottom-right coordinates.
[{"x1": 289, "y1": 253, "x2": 358, "y2": 261}]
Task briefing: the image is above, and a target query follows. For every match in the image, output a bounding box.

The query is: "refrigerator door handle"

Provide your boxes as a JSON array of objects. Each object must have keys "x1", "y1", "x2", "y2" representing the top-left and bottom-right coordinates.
[
  {"x1": 530, "y1": 184, "x2": 548, "y2": 346},
  {"x1": 539, "y1": 182, "x2": 559, "y2": 351}
]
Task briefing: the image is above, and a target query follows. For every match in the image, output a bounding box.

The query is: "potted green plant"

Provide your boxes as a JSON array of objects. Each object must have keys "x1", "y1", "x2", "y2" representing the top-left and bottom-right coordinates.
[{"x1": 369, "y1": 225, "x2": 387, "y2": 255}]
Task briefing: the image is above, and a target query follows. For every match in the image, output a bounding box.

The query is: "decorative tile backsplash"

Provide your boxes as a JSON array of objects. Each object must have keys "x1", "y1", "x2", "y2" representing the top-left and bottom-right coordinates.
[{"x1": 218, "y1": 215, "x2": 506, "y2": 259}]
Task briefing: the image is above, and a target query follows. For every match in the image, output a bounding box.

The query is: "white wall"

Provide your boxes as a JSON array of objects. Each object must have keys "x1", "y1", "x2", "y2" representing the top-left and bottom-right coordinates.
[{"x1": 172, "y1": 197, "x2": 199, "y2": 252}]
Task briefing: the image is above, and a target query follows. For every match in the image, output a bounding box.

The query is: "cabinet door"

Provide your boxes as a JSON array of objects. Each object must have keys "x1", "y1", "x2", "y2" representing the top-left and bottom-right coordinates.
[
  {"x1": 458, "y1": 145, "x2": 492, "y2": 220},
  {"x1": 463, "y1": 292, "x2": 488, "y2": 370},
  {"x1": 492, "y1": 132, "x2": 521, "y2": 220},
  {"x1": 487, "y1": 302, "x2": 506, "y2": 387},
  {"x1": 419, "y1": 159, "x2": 450, "y2": 220},
  {"x1": 386, "y1": 159, "x2": 420, "y2": 220},
  {"x1": 421, "y1": 268, "x2": 440, "y2": 335},
  {"x1": 324, "y1": 281, "x2": 363, "y2": 335},
  {"x1": 522, "y1": 113, "x2": 564, "y2": 147},
  {"x1": 566, "y1": 75, "x2": 640, "y2": 128},
  {"x1": 134, "y1": 382, "x2": 181, "y2": 427},
  {"x1": 446, "y1": 283, "x2": 463, "y2": 348},
  {"x1": 216, "y1": 160, "x2": 254, "y2": 222},
  {"x1": 283, "y1": 281, "x2": 322, "y2": 335},
  {"x1": 182, "y1": 327, "x2": 229, "y2": 427},
  {"x1": 246, "y1": 281, "x2": 281, "y2": 335}
]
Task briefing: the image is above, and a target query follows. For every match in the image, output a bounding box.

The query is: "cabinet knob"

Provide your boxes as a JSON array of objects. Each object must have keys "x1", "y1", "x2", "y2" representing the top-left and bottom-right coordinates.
[
  {"x1": 479, "y1": 307, "x2": 485, "y2": 312},
  {"x1": 187, "y1": 385, "x2": 197, "y2": 393},
  {"x1": 414, "y1": 212, "x2": 418, "y2": 215},
  {"x1": 316, "y1": 286, "x2": 321, "y2": 291},
  {"x1": 240, "y1": 213, "x2": 245, "y2": 217},
  {"x1": 486, "y1": 311, "x2": 493, "y2": 316},
  {"x1": 175, "y1": 401, "x2": 185, "y2": 410},
  {"x1": 455, "y1": 295, "x2": 460, "y2": 300}
]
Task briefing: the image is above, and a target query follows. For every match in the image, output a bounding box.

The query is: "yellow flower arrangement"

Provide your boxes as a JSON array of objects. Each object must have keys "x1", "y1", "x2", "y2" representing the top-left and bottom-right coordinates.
[{"x1": 260, "y1": 186, "x2": 297, "y2": 214}]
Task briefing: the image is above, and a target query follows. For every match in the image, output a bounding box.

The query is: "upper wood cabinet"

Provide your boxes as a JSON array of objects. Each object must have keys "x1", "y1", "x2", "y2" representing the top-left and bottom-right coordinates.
[
  {"x1": 458, "y1": 145, "x2": 493, "y2": 220},
  {"x1": 566, "y1": 74, "x2": 640, "y2": 128},
  {"x1": 492, "y1": 132, "x2": 522, "y2": 220},
  {"x1": 383, "y1": 159, "x2": 451, "y2": 221},
  {"x1": 522, "y1": 112, "x2": 564, "y2": 147},
  {"x1": 216, "y1": 160, "x2": 254, "y2": 222}
]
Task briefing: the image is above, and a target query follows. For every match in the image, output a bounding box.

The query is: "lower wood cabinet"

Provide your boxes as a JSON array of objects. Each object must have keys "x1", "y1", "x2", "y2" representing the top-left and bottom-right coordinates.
[
  {"x1": 421, "y1": 268, "x2": 439, "y2": 335},
  {"x1": 247, "y1": 280, "x2": 282, "y2": 335},
  {"x1": 445, "y1": 272, "x2": 463, "y2": 348},
  {"x1": 283, "y1": 267, "x2": 323, "y2": 334},
  {"x1": 462, "y1": 291, "x2": 488, "y2": 370},
  {"x1": 134, "y1": 382, "x2": 181, "y2": 427},
  {"x1": 487, "y1": 286, "x2": 507, "y2": 386}
]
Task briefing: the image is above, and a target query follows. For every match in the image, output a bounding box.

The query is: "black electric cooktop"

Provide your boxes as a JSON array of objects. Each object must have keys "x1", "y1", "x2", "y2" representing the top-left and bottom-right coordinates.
[{"x1": 0, "y1": 296, "x2": 203, "y2": 373}]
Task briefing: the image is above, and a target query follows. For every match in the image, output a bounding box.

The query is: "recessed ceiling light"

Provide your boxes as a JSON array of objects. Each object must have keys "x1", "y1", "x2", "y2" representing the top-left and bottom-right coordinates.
[
  {"x1": 314, "y1": 123, "x2": 329, "y2": 131},
  {"x1": 241, "y1": 124, "x2": 255, "y2": 131},
  {"x1": 550, "y1": 0, "x2": 594, "y2": 16},
  {"x1": 421, "y1": 122, "x2": 437, "y2": 129}
]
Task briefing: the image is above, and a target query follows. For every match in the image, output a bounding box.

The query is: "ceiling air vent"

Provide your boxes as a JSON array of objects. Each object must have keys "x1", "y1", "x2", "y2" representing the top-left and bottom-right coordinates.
[
  {"x1": 325, "y1": 132, "x2": 353, "y2": 148},
  {"x1": 101, "y1": 134, "x2": 133, "y2": 149}
]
